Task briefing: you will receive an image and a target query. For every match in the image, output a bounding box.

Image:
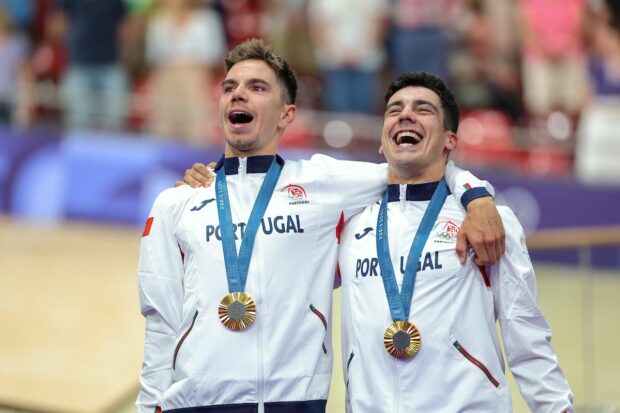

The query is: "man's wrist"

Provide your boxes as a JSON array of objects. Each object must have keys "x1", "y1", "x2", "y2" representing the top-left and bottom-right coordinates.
[{"x1": 461, "y1": 188, "x2": 493, "y2": 209}]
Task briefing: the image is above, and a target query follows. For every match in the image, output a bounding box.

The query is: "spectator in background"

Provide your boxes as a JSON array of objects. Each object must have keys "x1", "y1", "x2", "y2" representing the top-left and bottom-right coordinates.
[
  {"x1": 24, "y1": 10, "x2": 67, "y2": 127},
  {"x1": 518, "y1": 0, "x2": 589, "y2": 120},
  {"x1": 450, "y1": 0, "x2": 521, "y2": 121},
  {"x1": 0, "y1": 6, "x2": 30, "y2": 125},
  {"x1": 308, "y1": 0, "x2": 388, "y2": 114},
  {"x1": 218, "y1": 0, "x2": 262, "y2": 49},
  {"x1": 58, "y1": 0, "x2": 129, "y2": 130},
  {"x1": 389, "y1": 0, "x2": 460, "y2": 81},
  {"x1": 575, "y1": 1, "x2": 620, "y2": 184},
  {"x1": 120, "y1": 0, "x2": 151, "y2": 83},
  {"x1": 31, "y1": 0, "x2": 57, "y2": 43},
  {"x1": 587, "y1": 1, "x2": 620, "y2": 96},
  {"x1": 262, "y1": 0, "x2": 317, "y2": 108},
  {"x1": 145, "y1": 0, "x2": 225, "y2": 144}
]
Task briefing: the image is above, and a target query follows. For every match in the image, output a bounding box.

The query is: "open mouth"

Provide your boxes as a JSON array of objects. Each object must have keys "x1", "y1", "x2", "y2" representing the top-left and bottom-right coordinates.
[
  {"x1": 394, "y1": 130, "x2": 423, "y2": 146},
  {"x1": 228, "y1": 111, "x2": 254, "y2": 125}
]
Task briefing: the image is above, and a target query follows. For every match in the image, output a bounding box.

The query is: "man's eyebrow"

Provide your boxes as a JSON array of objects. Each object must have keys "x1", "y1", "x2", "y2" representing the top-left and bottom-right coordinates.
[
  {"x1": 246, "y1": 78, "x2": 271, "y2": 87},
  {"x1": 221, "y1": 78, "x2": 271, "y2": 88},
  {"x1": 221, "y1": 79, "x2": 237, "y2": 88}
]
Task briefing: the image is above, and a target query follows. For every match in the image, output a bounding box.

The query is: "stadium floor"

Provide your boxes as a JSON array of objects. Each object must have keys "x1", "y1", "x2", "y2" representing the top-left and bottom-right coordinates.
[{"x1": 1, "y1": 218, "x2": 618, "y2": 413}]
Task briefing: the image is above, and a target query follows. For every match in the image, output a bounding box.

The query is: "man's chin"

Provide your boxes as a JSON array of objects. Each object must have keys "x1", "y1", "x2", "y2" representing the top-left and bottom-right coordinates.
[
  {"x1": 389, "y1": 154, "x2": 426, "y2": 173},
  {"x1": 389, "y1": 151, "x2": 420, "y2": 165},
  {"x1": 226, "y1": 138, "x2": 257, "y2": 153}
]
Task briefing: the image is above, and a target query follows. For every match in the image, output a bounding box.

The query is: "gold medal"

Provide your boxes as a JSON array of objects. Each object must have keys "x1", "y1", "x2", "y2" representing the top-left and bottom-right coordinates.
[
  {"x1": 384, "y1": 320, "x2": 421, "y2": 359},
  {"x1": 218, "y1": 292, "x2": 256, "y2": 331}
]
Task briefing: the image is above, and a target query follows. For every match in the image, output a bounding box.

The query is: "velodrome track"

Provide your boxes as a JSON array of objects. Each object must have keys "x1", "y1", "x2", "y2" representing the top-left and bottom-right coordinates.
[{"x1": 1, "y1": 217, "x2": 619, "y2": 412}]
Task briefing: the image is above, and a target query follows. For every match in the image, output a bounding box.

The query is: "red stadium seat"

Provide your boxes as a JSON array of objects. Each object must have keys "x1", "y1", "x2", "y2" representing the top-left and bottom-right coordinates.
[{"x1": 456, "y1": 109, "x2": 527, "y2": 169}]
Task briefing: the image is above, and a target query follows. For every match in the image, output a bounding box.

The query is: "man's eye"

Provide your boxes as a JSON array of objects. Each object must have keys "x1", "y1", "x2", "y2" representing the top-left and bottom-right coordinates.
[
  {"x1": 252, "y1": 85, "x2": 265, "y2": 92},
  {"x1": 223, "y1": 86, "x2": 234, "y2": 93}
]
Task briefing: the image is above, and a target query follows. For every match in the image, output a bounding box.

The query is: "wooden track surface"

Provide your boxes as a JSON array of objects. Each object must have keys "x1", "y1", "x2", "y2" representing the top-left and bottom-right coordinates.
[
  {"x1": 0, "y1": 218, "x2": 143, "y2": 412},
  {"x1": 1, "y1": 218, "x2": 619, "y2": 412}
]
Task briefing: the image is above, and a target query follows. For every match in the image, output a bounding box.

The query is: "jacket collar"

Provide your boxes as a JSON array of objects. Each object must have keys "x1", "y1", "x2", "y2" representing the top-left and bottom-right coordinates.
[{"x1": 214, "y1": 154, "x2": 285, "y2": 175}]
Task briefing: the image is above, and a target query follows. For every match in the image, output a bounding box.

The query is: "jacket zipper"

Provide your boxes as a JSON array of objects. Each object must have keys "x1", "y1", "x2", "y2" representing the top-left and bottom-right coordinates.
[
  {"x1": 453, "y1": 340, "x2": 499, "y2": 387},
  {"x1": 239, "y1": 157, "x2": 246, "y2": 182},
  {"x1": 173, "y1": 310, "x2": 198, "y2": 370}
]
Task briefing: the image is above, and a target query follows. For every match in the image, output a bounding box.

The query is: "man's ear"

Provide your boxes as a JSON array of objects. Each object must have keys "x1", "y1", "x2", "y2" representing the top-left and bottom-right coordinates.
[
  {"x1": 378, "y1": 145, "x2": 384, "y2": 155},
  {"x1": 278, "y1": 104, "x2": 296, "y2": 130},
  {"x1": 445, "y1": 131, "x2": 457, "y2": 152}
]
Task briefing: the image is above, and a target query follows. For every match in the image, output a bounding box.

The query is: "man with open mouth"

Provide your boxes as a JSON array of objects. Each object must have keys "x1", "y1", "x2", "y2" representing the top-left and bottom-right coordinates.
[
  {"x1": 136, "y1": 39, "x2": 505, "y2": 413},
  {"x1": 337, "y1": 71, "x2": 573, "y2": 412}
]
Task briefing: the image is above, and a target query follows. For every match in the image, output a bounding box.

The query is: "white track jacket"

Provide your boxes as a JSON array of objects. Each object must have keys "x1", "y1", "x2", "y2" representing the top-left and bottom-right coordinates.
[
  {"x1": 338, "y1": 181, "x2": 574, "y2": 413},
  {"x1": 137, "y1": 155, "x2": 491, "y2": 413}
]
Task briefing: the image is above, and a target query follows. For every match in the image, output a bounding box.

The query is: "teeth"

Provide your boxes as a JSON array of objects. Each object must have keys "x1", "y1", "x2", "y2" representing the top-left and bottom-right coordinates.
[{"x1": 395, "y1": 131, "x2": 422, "y2": 145}]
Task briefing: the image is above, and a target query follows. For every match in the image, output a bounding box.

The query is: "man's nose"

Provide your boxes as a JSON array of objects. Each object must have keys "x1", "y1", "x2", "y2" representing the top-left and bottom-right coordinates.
[
  {"x1": 231, "y1": 86, "x2": 248, "y2": 102},
  {"x1": 398, "y1": 106, "x2": 417, "y2": 123}
]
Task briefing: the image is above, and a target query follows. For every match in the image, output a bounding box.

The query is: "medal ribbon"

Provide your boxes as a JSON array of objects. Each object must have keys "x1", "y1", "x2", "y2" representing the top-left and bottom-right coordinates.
[
  {"x1": 376, "y1": 179, "x2": 448, "y2": 321},
  {"x1": 215, "y1": 157, "x2": 283, "y2": 293}
]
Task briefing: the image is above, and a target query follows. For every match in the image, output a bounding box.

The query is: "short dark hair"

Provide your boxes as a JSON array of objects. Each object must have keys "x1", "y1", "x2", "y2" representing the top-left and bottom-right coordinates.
[
  {"x1": 224, "y1": 38, "x2": 298, "y2": 105},
  {"x1": 384, "y1": 72, "x2": 460, "y2": 133}
]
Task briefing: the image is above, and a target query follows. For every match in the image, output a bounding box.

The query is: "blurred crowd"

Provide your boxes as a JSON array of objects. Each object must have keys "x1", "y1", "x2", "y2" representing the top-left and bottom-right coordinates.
[{"x1": 0, "y1": 0, "x2": 619, "y2": 167}]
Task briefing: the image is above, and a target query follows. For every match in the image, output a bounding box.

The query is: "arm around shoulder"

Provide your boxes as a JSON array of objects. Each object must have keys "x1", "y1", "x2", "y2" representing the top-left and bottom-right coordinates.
[
  {"x1": 444, "y1": 160, "x2": 495, "y2": 206},
  {"x1": 308, "y1": 154, "x2": 387, "y2": 218},
  {"x1": 447, "y1": 162, "x2": 505, "y2": 265}
]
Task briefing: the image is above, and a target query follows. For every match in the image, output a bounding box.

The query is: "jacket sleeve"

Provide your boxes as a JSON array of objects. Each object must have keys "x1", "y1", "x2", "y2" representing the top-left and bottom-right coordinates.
[
  {"x1": 309, "y1": 155, "x2": 494, "y2": 219},
  {"x1": 491, "y1": 208, "x2": 574, "y2": 413},
  {"x1": 445, "y1": 160, "x2": 495, "y2": 208},
  {"x1": 308, "y1": 154, "x2": 387, "y2": 219},
  {"x1": 136, "y1": 189, "x2": 185, "y2": 413}
]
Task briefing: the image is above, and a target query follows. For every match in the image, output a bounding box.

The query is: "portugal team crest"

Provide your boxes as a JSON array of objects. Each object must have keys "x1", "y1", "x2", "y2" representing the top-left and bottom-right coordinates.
[
  {"x1": 283, "y1": 184, "x2": 310, "y2": 205},
  {"x1": 433, "y1": 220, "x2": 459, "y2": 244}
]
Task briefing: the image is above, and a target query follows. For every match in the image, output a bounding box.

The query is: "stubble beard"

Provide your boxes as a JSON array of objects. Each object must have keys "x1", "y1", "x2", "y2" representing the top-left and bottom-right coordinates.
[{"x1": 227, "y1": 135, "x2": 258, "y2": 153}]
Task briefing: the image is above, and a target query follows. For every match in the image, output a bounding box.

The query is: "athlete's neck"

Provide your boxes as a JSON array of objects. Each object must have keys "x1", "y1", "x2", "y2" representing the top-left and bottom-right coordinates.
[
  {"x1": 225, "y1": 145, "x2": 278, "y2": 159},
  {"x1": 387, "y1": 165, "x2": 445, "y2": 185}
]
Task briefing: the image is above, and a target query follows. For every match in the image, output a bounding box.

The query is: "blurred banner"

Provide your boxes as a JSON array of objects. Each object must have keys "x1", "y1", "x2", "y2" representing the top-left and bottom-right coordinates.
[{"x1": 0, "y1": 127, "x2": 218, "y2": 224}]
